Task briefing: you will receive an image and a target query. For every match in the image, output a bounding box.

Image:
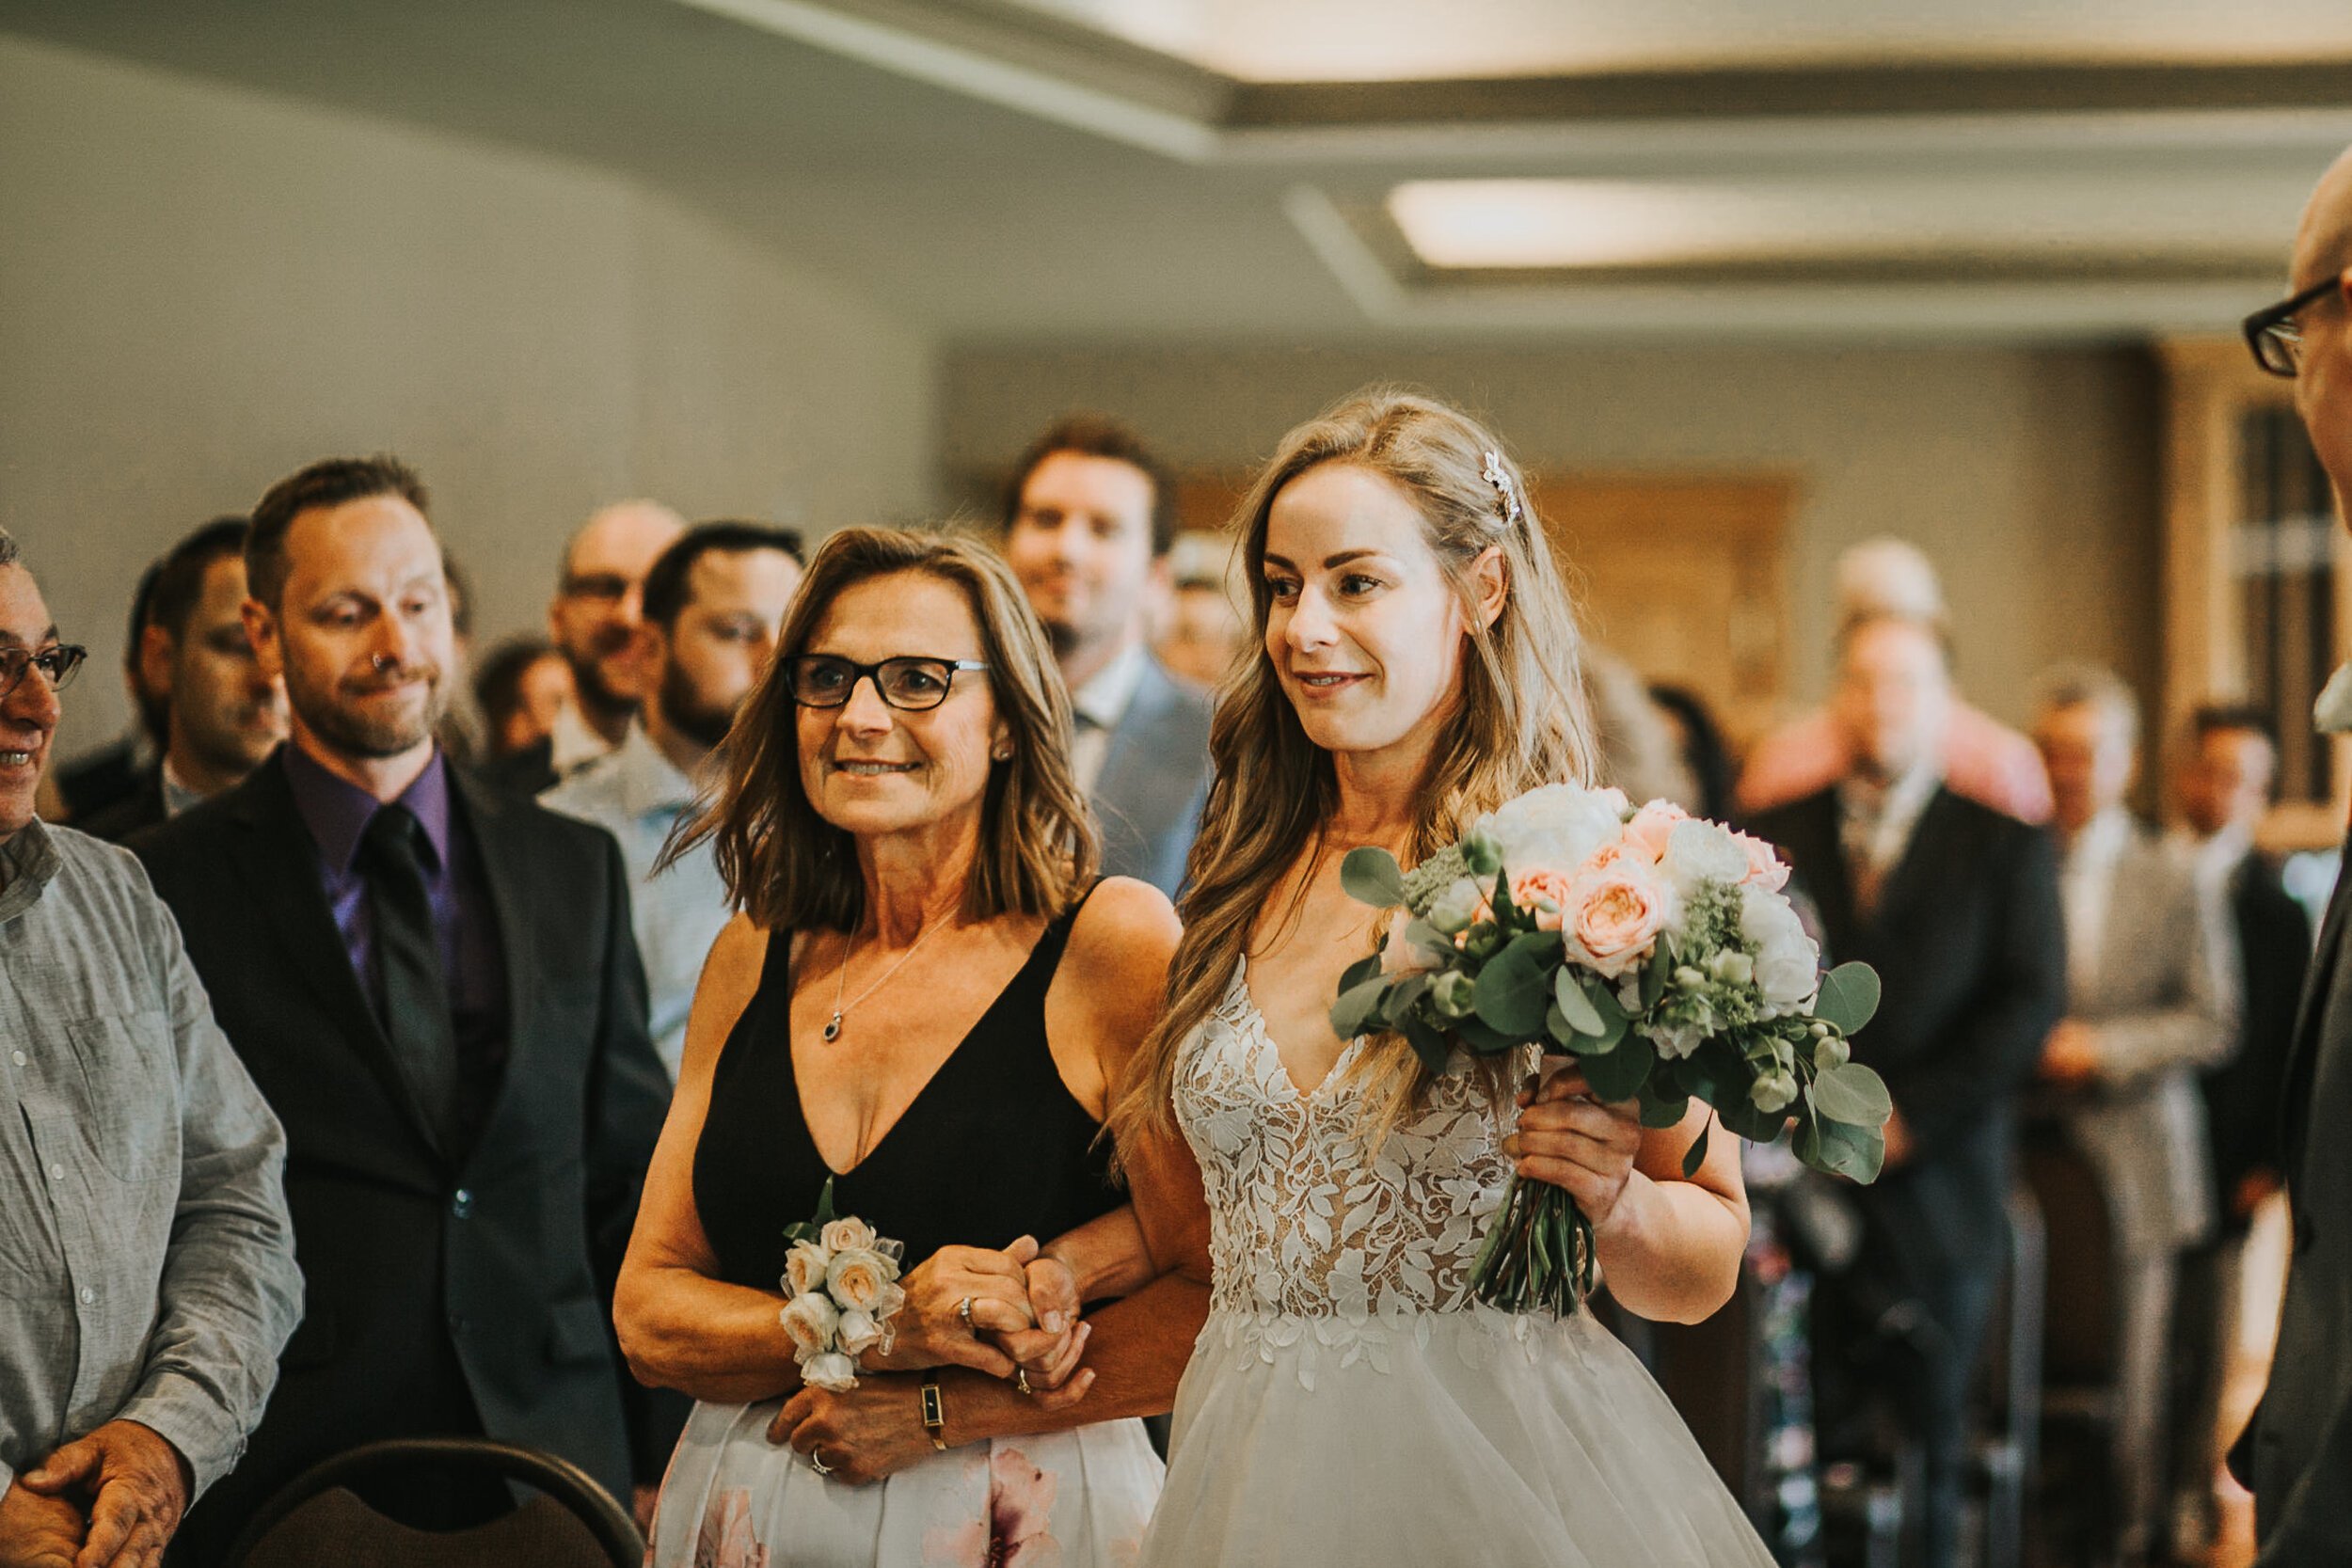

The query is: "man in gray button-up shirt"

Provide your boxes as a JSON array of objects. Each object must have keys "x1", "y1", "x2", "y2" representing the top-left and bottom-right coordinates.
[{"x1": 0, "y1": 528, "x2": 300, "y2": 1567}]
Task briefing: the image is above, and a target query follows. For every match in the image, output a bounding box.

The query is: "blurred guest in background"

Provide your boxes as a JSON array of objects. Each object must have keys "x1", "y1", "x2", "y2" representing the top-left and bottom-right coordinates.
[
  {"x1": 486, "y1": 499, "x2": 685, "y2": 795},
  {"x1": 472, "y1": 634, "x2": 574, "y2": 763},
  {"x1": 1749, "y1": 612, "x2": 2066, "y2": 1568},
  {"x1": 53, "y1": 553, "x2": 168, "y2": 823},
  {"x1": 544, "y1": 519, "x2": 803, "y2": 1078},
  {"x1": 1586, "y1": 646, "x2": 1697, "y2": 808},
  {"x1": 435, "y1": 549, "x2": 485, "y2": 766},
  {"x1": 2233, "y1": 144, "x2": 2352, "y2": 1563},
  {"x1": 2167, "y1": 704, "x2": 2309, "y2": 1560},
  {"x1": 2029, "y1": 665, "x2": 2233, "y2": 1565},
  {"x1": 131, "y1": 455, "x2": 671, "y2": 1563},
  {"x1": 1152, "y1": 529, "x2": 1243, "y2": 689},
  {"x1": 0, "y1": 526, "x2": 300, "y2": 1568},
  {"x1": 1739, "y1": 538, "x2": 2052, "y2": 824},
  {"x1": 81, "y1": 517, "x2": 286, "y2": 842},
  {"x1": 1649, "y1": 682, "x2": 1738, "y2": 822},
  {"x1": 1001, "y1": 414, "x2": 1211, "y2": 895}
]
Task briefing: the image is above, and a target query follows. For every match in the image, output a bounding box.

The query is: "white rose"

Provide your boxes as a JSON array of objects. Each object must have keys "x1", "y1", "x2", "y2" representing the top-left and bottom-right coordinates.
[
  {"x1": 783, "y1": 1240, "x2": 833, "y2": 1300},
  {"x1": 835, "y1": 1307, "x2": 885, "y2": 1358},
  {"x1": 1479, "y1": 784, "x2": 1624, "y2": 877},
  {"x1": 802, "y1": 1351, "x2": 859, "y2": 1393},
  {"x1": 820, "y1": 1216, "x2": 879, "y2": 1255},
  {"x1": 779, "y1": 1291, "x2": 839, "y2": 1358},
  {"x1": 826, "y1": 1247, "x2": 896, "y2": 1313},
  {"x1": 1740, "y1": 885, "x2": 1820, "y2": 1009},
  {"x1": 1661, "y1": 818, "x2": 1750, "y2": 897}
]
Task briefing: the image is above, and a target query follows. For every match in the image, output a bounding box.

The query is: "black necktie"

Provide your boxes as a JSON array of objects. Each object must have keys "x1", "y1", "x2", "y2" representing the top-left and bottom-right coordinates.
[{"x1": 358, "y1": 803, "x2": 461, "y2": 1150}]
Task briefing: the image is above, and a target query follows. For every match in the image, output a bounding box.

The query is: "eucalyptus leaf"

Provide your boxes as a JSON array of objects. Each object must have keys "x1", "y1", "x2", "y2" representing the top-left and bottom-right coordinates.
[
  {"x1": 1399, "y1": 1013, "x2": 1453, "y2": 1076},
  {"x1": 1681, "y1": 1117, "x2": 1713, "y2": 1179},
  {"x1": 1815, "y1": 1117, "x2": 1885, "y2": 1183},
  {"x1": 1452, "y1": 1013, "x2": 1523, "y2": 1056},
  {"x1": 1814, "y1": 962, "x2": 1883, "y2": 1037},
  {"x1": 1378, "y1": 973, "x2": 1432, "y2": 1026},
  {"x1": 1473, "y1": 931, "x2": 1556, "y2": 1038},
  {"x1": 1552, "y1": 969, "x2": 1606, "y2": 1036},
  {"x1": 1338, "y1": 953, "x2": 1383, "y2": 996},
  {"x1": 1637, "y1": 1083, "x2": 1690, "y2": 1129},
  {"x1": 1403, "y1": 918, "x2": 1455, "y2": 965},
  {"x1": 1809, "y1": 1061, "x2": 1894, "y2": 1127},
  {"x1": 1340, "y1": 847, "x2": 1409, "y2": 909},
  {"x1": 1578, "y1": 1029, "x2": 1657, "y2": 1102},
  {"x1": 1329, "y1": 974, "x2": 1390, "y2": 1040},
  {"x1": 1717, "y1": 1096, "x2": 1790, "y2": 1144}
]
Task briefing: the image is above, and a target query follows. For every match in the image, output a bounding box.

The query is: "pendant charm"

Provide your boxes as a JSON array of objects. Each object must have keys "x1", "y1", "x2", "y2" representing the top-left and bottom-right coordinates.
[{"x1": 822, "y1": 1012, "x2": 843, "y2": 1042}]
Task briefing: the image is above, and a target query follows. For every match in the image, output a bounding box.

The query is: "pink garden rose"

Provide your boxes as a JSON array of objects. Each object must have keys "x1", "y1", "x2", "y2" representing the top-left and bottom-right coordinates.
[
  {"x1": 1509, "y1": 866, "x2": 1580, "y2": 931},
  {"x1": 1565, "y1": 857, "x2": 1673, "y2": 978},
  {"x1": 1621, "y1": 800, "x2": 1690, "y2": 863},
  {"x1": 1729, "y1": 830, "x2": 1791, "y2": 892},
  {"x1": 1379, "y1": 907, "x2": 1439, "y2": 975}
]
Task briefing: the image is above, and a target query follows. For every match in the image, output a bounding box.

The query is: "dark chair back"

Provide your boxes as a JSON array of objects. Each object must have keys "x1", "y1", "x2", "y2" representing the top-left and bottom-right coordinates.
[{"x1": 221, "y1": 1438, "x2": 644, "y2": 1568}]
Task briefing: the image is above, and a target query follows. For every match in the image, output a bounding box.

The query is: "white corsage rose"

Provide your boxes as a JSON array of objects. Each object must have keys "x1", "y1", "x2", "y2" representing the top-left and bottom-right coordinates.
[
  {"x1": 779, "y1": 1291, "x2": 839, "y2": 1357},
  {"x1": 802, "y1": 1352, "x2": 859, "y2": 1393},
  {"x1": 826, "y1": 1247, "x2": 897, "y2": 1313},
  {"x1": 835, "y1": 1307, "x2": 885, "y2": 1359},
  {"x1": 819, "y1": 1215, "x2": 879, "y2": 1255},
  {"x1": 783, "y1": 1240, "x2": 833, "y2": 1300}
]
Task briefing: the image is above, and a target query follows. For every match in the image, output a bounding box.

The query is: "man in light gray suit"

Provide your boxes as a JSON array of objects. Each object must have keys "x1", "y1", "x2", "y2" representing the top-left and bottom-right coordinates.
[
  {"x1": 1001, "y1": 414, "x2": 1212, "y2": 895},
  {"x1": 2031, "y1": 664, "x2": 2235, "y2": 1564}
]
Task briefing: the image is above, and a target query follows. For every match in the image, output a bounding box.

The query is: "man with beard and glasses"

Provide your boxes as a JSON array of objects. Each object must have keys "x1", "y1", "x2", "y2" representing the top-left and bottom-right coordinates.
[
  {"x1": 127, "y1": 455, "x2": 669, "y2": 1564},
  {"x1": 82, "y1": 517, "x2": 288, "y2": 842},
  {"x1": 485, "y1": 500, "x2": 685, "y2": 797},
  {"x1": 1000, "y1": 414, "x2": 1212, "y2": 895},
  {"x1": 544, "y1": 520, "x2": 803, "y2": 1079}
]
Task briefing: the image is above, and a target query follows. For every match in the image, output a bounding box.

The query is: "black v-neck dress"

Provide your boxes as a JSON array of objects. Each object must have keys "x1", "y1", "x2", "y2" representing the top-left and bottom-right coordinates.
[{"x1": 692, "y1": 888, "x2": 1122, "y2": 1291}]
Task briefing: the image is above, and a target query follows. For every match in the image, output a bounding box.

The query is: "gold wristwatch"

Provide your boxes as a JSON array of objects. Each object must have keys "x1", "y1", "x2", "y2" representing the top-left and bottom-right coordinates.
[{"x1": 920, "y1": 1371, "x2": 948, "y2": 1451}]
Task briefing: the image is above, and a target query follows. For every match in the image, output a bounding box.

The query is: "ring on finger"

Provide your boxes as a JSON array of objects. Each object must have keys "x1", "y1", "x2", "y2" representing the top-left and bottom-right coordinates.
[
  {"x1": 810, "y1": 1449, "x2": 834, "y2": 1477},
  {"x1": 1016, "y1": 1367, "x2": 1034, "y2": 1397},
  {"x1": 958, "y1": 1295, "x2": 976, "y2": 1332}
]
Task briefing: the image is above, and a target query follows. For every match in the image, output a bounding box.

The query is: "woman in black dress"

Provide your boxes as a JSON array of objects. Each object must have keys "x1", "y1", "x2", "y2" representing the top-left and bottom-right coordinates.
[{"x1": 614, "y1": 528, "x2": 1211, "y2": 1568}]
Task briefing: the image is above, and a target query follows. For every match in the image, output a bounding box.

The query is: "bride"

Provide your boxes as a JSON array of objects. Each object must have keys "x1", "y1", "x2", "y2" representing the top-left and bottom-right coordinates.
[{"x1": 1106, "y1": 390, "x2": 1778, "y2": 1564}]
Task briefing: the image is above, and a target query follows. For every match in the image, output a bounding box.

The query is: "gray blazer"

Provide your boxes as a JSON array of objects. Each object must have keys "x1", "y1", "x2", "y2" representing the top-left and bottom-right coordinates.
[
  {"x1": 1091, "y1": 655, "x2": 1213, "y2": 897},
  {"x1": 2060, "y1": 824, "x2": 2236, "y2": 1257}
]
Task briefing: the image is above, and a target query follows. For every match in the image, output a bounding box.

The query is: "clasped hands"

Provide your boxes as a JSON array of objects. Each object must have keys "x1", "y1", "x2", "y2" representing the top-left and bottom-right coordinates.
[
  {"x1": 767, "y1": 1236, "x2": 1093, "y2": 1483},
  {"x1": 1, "y1": 1419, "x2": 190, "y2": 1568}
]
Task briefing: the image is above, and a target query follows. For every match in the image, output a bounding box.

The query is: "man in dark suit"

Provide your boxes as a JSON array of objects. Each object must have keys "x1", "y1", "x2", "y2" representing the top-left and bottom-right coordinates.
[
  {"x1": 1750, "y1": 612, "x2": 2066, "y2": 1568},
  {"x1": 999, "y1": 414, "x2": 1213, "y2": 895},
  {"x1": 82, "y1": 517, "x2": 287, "y2": 842},
  {"x1": 131, "y1": 455, "x2": 670, "y2": 1562},
  {"x1": 2166, "y1": 705, "x2": 2309, "y2": 1557},
  {"x1": 2231, "y1": 145, "x2": 2352, "y2": 1564}
]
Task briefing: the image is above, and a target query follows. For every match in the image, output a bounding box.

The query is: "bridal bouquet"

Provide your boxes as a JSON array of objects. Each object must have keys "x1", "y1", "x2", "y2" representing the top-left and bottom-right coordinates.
[
  {"x1": 1330, "y1": 784, "x2": 1889, "y2": 1315},
  {"x1": 776, "y1": 1179, "x2": 909, "y2": 1391}
]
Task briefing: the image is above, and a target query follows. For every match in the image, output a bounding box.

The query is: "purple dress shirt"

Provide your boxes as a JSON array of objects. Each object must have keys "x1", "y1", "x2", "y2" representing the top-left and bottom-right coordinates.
[{"x1": 279, "y1": 744, "x2": 511, "y2": 1135}]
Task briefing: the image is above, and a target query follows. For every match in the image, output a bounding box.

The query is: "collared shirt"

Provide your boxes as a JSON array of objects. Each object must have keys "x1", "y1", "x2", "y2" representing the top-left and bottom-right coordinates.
[
  {"x1": 1069, "y1": 641, "x2": 1148, "y2": 796},
  {"x1": 1836, "y1": 759, "x2": 1944, "y2": 887},
  {"x1": 2170, "y1": 821, "x2": 2253, "y2": 911},
  {"x1": 542, "y1": 723, "x2": 727, "y2": 1078},
  {"x1": 278, "y1": 744, "x2": 510, "y2": 1104},
  {"x1": 2059, "y1": 806, "x2": 2134, "y2": 995},
  {"x1": 548, "y1": 702, "x2": 615, "y2": 781},
  {"x1": 159, "y1": 758, "x2": 205, "y2": 821},
  {"x1": 0, "y1": 819, "x2": 300, "y2": 1498}
]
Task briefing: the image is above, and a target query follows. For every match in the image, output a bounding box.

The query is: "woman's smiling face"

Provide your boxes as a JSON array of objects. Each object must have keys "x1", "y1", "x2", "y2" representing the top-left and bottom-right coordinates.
[{"x1": 1260, "y1": 461, "x2": 1473, "y2": 763}]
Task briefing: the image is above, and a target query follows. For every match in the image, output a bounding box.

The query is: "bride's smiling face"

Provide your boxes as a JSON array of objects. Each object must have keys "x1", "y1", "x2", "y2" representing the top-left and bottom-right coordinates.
[{"x1": 1262, "y1": 461, "x2": 1478, "y2": 760}]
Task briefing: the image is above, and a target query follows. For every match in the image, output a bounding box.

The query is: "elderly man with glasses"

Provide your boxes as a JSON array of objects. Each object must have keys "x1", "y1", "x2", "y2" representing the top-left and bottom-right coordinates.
[
  {"x1": 0, "y1": 526, "x2": 301, "y2": 1568},
  {"x1": 2232, "y1": 147, "x2": 2352, "y2": 1566}
]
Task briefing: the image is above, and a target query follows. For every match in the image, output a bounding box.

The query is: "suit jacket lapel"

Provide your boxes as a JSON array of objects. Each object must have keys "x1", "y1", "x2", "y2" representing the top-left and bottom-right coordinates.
[
  {"x1": 227, "y1": 763, "x2": 451, "y2": 1159},
  {"x1": 1092, "y1": 658, "x2": 1172, "y2": 808},
  {"x1": 2279, "y1": 839, "x2": 2352, "y2": 1179},
  {"x1": 1864, "y1": 785, "x2": 1954, "y2": 929},
  {"x1": 452, "y1": 768, "x2": 534, "y2": 1138}
]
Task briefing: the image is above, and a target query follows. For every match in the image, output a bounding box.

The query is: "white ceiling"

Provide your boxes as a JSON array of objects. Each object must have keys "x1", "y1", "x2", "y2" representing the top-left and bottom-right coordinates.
[
  {"x1": 4, "y1": 0, "x2": 2347, "y2": 342},
  {"x1": 1005, "y1": 0, "x2": 2352, "y2": 81}
]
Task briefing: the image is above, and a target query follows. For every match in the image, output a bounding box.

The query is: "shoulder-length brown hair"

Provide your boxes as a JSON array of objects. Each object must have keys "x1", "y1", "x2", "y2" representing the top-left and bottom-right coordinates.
[
  {"x1": 669, "y1": 526, "x2": 1098, "y2": 933},
  {"x1": 1108, "y1": 390, "x2": 1596, "y2": 1152}
]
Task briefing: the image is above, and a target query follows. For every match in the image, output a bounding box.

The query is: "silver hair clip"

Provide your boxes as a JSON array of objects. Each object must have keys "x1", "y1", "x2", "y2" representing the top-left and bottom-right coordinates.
[{"x1": 1481, "y1": 451, "x2": 1522, "y2": 525}]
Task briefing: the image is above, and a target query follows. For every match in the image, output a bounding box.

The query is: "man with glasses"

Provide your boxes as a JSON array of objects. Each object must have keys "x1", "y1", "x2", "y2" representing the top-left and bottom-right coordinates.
[
  {"x1": 486, "y1": 499, "x2": 685, "y2": 797},
  {"x1": 0, "y1": 526, "x2": 301, "y2": 1568},
  {"x1": 2233, "y1": 148, "x2": 2352, "y2": 1565}
]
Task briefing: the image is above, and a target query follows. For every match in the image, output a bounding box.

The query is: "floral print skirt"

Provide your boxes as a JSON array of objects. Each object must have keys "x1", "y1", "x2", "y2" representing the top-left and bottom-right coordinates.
[{"x1": 648, "y1": 1397, "x2": 1163, "y2": 1568}]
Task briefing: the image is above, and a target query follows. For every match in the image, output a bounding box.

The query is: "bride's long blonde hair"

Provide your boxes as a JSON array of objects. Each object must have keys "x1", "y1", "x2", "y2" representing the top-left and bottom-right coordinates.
[{"x1": 1108, "y1": 390, "x2": 1597, "y2": 1153}]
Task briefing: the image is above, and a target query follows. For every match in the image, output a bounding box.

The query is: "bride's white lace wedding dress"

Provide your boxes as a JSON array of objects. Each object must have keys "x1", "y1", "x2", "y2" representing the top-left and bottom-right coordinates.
[{"x1": 1138, "y1": 964, "x2": 1778, "y2": 1566}]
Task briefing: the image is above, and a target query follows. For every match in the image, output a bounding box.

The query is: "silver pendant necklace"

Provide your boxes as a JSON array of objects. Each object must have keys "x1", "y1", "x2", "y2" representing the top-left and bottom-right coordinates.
[{"x1": 822, "y1": 913, "x2": 950, "y2": 1042}]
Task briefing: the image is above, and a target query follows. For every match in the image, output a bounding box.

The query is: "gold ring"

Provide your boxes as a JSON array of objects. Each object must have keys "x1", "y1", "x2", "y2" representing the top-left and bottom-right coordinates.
[
  {"x1": 810, "y1": 1449, "x2": 833, "y2": 1476},
  {"x1": 958, "y1": 1296, "x2": 976, "y2": 1332},
  {"x1": 1015, "y1": 1368, "x2": 1034, "y2": 1397}
]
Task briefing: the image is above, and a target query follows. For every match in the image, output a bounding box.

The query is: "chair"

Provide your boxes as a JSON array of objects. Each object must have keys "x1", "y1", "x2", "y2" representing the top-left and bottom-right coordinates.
[{"x1": 221, "y1": 1438, "x2": 644, "y2": 1568}]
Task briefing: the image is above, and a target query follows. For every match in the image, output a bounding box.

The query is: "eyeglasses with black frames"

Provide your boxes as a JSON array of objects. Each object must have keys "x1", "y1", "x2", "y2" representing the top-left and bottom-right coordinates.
[
  {"x1": 786, "y1": 655, "x2": 989, "y2": 712},
  {"x1": 2243, "y1": 274, "x2": 2346, "y2": 378},
  {"x1": 0, "y1": 644, "x2": 87, "y2": 703}
]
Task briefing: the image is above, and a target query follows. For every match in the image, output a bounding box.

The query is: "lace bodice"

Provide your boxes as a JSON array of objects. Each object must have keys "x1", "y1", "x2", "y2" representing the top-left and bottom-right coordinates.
[{"x1": 1174, "y1": 963, "x2": 1530, "y2": 1324}]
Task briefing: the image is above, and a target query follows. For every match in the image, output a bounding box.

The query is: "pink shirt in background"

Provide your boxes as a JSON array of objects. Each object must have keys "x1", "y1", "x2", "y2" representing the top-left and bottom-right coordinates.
[{"x1": 1736, "y1": 703, "x2": 2054, "y2": 825}]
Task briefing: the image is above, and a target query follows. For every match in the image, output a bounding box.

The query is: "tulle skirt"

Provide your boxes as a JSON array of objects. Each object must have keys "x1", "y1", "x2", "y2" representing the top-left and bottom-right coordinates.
[
  {"x1": 1139, "y1": 1305, "x2": 1776, "y2": 1567},
  {"x1": 649, "y1": 1396, "x2": 1164, "y2": 1568}
]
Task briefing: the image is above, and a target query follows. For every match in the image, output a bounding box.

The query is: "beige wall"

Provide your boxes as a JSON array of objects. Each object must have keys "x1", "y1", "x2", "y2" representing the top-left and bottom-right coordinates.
[
  {"x1": 941, "y1": 343, "x2": 2164, "y2": 732},
  {"x1": 0, "y1": 34, "x2": 936, "y2": 764}
]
